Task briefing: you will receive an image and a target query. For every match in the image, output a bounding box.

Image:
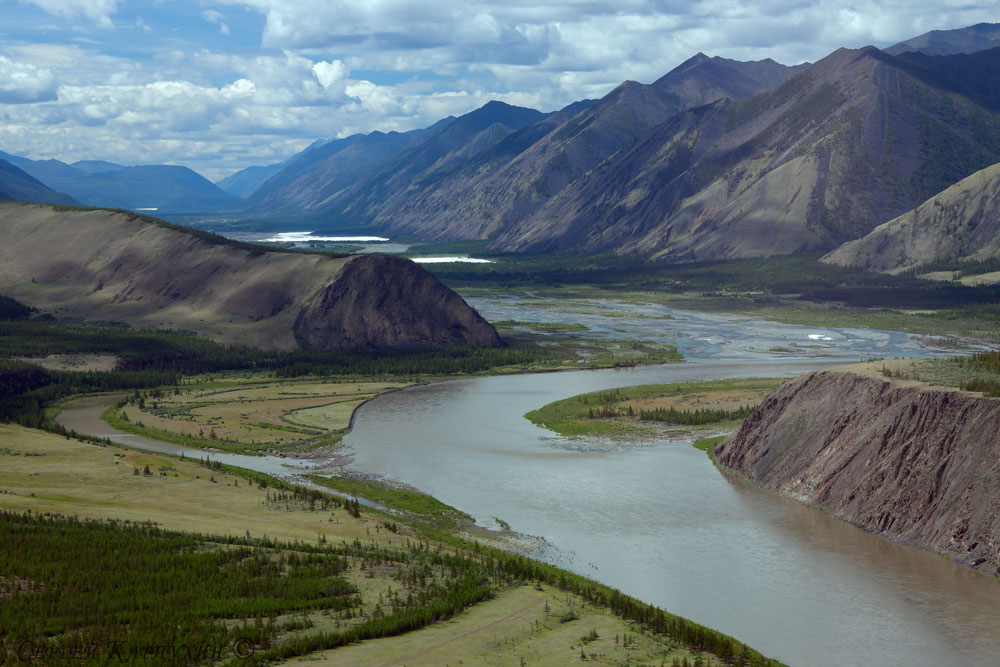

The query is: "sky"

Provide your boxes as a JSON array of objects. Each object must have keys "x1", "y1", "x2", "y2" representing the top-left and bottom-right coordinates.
[{"x1": 0, "y1": 1, "x2": 996, "y2": 181}]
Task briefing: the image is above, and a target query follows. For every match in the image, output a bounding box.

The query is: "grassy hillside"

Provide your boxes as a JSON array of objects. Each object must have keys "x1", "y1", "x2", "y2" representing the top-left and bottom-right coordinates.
[{"x1": 0, "y1": 424, "x2": 785, "y2": 666}]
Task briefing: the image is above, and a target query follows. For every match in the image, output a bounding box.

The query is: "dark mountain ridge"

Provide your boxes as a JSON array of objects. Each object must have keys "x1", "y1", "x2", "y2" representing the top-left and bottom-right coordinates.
[
  {"x1": 487, "y1": 46, "x2": 1000, "y2": 260},
  {"x1": 316, "y1": 54, "x2": 806, "y2": 241},
  {"x1": 886, "y1": 22, "x2": 1000, "y2": 56}
]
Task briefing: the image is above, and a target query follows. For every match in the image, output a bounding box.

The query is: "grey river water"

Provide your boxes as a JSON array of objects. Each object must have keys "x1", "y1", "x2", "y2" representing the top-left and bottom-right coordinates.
[
  {"x1": 56, "y1": 297, "x2": 1000, "y2": 666},
  {"x1": 339, "y1": 298, "x2": 1000, "y2": 667}
]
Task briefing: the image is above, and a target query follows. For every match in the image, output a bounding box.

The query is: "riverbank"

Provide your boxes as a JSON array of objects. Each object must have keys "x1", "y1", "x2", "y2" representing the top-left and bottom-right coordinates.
[
  {"x1": 715, "y1": 355, "x2": 1000, "y2": 575},
  {"x1": 0, "y1": 422, "x2": 784, "y2": 666},
  {"x1": 525, "y1": 378, "x2": 783, "y2": 440}
]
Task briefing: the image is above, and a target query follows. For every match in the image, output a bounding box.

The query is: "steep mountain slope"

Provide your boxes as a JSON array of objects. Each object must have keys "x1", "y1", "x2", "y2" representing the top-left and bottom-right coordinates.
[
  {"x1": 822, "y1": 162, "x2": 1000, "y2": 271},
  {"x1": 356, "y1": 55, "x2": 803, "y2": 240},
  {"x1": 715, "y1": 370, "x2": 1000, "y2": 573},
  {"x1": 217, "y1": 163, "x2": 286, "y2": 198},
  {"x1": 491, "y1": 47, "x2": 1000, "y2": 260},
  {"x1": 893, "y1": 46, "x2": 1000, "y2": 112},
  {"x1": 243, "y1": 131, "x2": 424, "y2": 215},
  {"x1": 250, "y1": 101, "x2": 549, "y2": 221},
  {"x1": 0, "y1": 160, "x2": 78, "y2": 206},
  {"x1": 0, "y1": 202, "x2": 500, "y2": 351},
  {"x1": 886, "y1": 22, "x2": 1000, "y2": 56}
]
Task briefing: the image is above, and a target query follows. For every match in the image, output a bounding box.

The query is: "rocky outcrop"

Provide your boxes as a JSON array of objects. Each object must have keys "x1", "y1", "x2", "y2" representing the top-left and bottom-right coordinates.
[
  {"x1": 715, "y1": 371, "x2": 1000, "y2": 572},
  {"x1": 0, "y1": 202, "x2": 500, "y2": 352},
  {"x1": 294, "y1": 254, "x2": 501, "y2": 351}
]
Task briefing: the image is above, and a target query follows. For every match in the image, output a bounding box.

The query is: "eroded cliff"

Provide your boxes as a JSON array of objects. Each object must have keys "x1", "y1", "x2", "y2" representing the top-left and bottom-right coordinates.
[
  {"x1": 715, "y1": 371, "x2": 1000, "y2": 572},
  {"x1": 0, "y1": 202, "x2": 500, "y2": 352}
]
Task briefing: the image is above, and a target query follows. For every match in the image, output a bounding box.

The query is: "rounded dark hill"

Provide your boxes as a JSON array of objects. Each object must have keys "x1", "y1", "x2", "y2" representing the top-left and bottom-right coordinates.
[{"x1": 294, "y1": 254, "x2": 501, "y2": 351}]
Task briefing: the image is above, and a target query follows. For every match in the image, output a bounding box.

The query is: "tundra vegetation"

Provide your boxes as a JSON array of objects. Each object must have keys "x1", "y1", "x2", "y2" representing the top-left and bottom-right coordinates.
[
  {"x1": 525, "y1": 379, "x2": 784, "y2": 439},
  {"x1": 0, "y1": 425, "x2": 783, "y2": 666},
  {"x1": 0, "y1": 288, "x2": 778, "y2": 663}
]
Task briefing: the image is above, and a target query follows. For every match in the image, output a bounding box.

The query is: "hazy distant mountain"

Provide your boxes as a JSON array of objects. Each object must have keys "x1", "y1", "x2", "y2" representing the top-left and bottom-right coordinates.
[
  {"x1": 68, "y1": 165, "x2": 241, "y2": 212},
  {"x1": 243, "y1": 131, "x2": 423, "y2": 215},
  {"x1": 0, "y1": 159, "x2": 78, "y2": 206},
  {"x1": 886, "y1": 22, "x2": 1000, "y2": 56},
  {"x1": 70, "y1": 160, "x2": 126, "y2": 175},
  {"x1": 216, "y1": 139, "x2": 334, "y2": 198},
  {"x1": 0, "y1": 149, "x2": 239, "y2": 213},
  {"x1": 8, "y1": 158, "x2": 240, "y2": 213},
  {"x1": 488, "y1": 46, "x2": 1000, "y2": 259},
  {"x1": 822, "y1": 162, "x2": 1000, "y2": 271},
  {"x1": 0, "y1": 150, "x2": 31, "y2": 168},
  {"x1": 246, "y1": 101, "x2": 549, "y2": 218},
  {"x1": 217, "y1": 164, "x2": 285, "y2": 198}
]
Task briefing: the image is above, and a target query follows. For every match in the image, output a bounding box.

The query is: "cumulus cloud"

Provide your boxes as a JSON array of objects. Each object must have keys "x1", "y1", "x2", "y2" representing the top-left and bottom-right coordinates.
[
  {"x1": 0, "y1": 56, "x2": 58, "y2": 103},
  {"x1": 3, "y1": 0, "x2": 998, "y2": 178},
  {"x1": 24, "y1": 0, "x2": 121, "y2": 29}
]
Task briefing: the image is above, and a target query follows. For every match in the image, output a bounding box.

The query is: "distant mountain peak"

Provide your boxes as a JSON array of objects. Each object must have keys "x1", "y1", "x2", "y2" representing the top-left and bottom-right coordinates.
[{"x1": 886, "y1": 22, "x2": 1000, "y2": 56}]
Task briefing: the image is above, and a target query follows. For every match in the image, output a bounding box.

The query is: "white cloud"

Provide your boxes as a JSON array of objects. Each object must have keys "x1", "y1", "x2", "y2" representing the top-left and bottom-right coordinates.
[
  {"x1": 0, "y1": 55, "x2": 57, "y2": 103},
  {"x1": 24, "y1": 0, "x2": 121, "y2": 29},
  {"x1": 312, "y1": 59, "x2": 346, "y2": 89},
  {"x1": 2, "y1": 0, "x2": 998, "y2": 178},
  {"x1": 202, "y1": 9, "x2": 231, "y2": 36}
]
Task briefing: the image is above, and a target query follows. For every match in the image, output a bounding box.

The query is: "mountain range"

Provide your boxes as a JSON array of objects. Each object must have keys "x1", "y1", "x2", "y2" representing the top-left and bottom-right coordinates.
[
  {"x1": 4, "y1": 22, "x2": 1000, "y2": 267},
  {"x1": 0, "y1": 151, "x2": 239, "y2": 213},
  {"x1": 228, "y1": 23, "x2": 1000, "y2": 264}
]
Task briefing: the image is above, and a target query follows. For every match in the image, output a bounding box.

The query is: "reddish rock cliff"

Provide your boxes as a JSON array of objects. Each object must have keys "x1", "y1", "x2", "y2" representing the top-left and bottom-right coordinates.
[{"x1": 715, "y1": 371, "x2": 1000, "y2": 572}]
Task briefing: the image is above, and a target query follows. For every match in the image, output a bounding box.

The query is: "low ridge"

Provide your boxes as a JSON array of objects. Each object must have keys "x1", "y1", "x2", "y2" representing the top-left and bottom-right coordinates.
[{"x1": 0, "y1": 202, "x2": 501, "y2": 352}]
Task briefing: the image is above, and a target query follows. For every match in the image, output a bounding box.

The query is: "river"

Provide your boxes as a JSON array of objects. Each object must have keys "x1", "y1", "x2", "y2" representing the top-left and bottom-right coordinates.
[
  {"x1": 339, "y1": 297, "x2": 1000, "y2": 667},
  {"x1": 57, "y1": 297, "x2": 1000, "y2": 666}
]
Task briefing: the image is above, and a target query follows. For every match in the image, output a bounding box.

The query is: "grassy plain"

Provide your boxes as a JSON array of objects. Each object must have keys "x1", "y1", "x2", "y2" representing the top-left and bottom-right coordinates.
[
  {"x1": 0, "y1": 423, "x2": 780, "y2": 666},
  {"x1": 0, "y1": 423, "x2": 376, "y2": 544},
  {"x1": 831, "y1": 353, "x2": 1000, "y2": 395},
  {"x1": 525, "y1": 378, "x2": 784, "y2": 439},
  {"x1": 103, "y1": 376, "x2": 410, "y2": 455},
  {"x1": 288, "y1": 584, "x2": 707, "y2": 666}
]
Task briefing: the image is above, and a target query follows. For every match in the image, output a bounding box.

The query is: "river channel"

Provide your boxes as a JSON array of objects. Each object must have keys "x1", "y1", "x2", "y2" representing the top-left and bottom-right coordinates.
[
  {"x1": 340, "y1": 297, "x2": 1000, "y2": 667},
  {"x1": 57, "y1": 296, "x2": 1000, "y2": 666}
]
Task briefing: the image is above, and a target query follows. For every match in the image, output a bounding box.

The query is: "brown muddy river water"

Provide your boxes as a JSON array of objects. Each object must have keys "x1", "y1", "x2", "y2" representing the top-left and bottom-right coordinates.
[{"x1": 59, "y1": 297, "x2": 1000, "y2": 666}]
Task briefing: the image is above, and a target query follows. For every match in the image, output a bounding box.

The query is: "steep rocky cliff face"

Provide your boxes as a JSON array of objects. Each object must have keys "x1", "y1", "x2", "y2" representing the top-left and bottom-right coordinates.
[
  {"x1": 0, "y1": 202, "x2": 500, "y2": 352},
  {"x1": 715, "y1": 371, "x2": 1000, "y2": 572}
]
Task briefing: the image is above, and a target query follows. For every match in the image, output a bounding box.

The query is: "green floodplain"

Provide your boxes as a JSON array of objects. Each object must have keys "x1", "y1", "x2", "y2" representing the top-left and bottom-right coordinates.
[{"x1": 5, "y1": 249, "x2": 1000, "y2": 665}]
